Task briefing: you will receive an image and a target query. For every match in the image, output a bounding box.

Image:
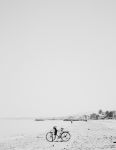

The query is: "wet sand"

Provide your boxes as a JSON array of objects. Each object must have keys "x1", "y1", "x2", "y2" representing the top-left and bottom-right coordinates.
[{"x1": 0, "y1": 120, "x2": 116, "y2": 150}]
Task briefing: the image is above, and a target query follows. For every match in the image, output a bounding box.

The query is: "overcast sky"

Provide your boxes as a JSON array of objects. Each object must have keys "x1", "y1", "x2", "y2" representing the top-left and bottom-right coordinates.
[{"x1": 0, "y1": 0, "x2": 116, "y2": 117}]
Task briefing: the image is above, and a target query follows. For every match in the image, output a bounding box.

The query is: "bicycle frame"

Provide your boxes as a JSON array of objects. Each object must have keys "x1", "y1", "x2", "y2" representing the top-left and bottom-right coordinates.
[{"x1": 46, "y1": 130, "x2": 71, "y2": 142}]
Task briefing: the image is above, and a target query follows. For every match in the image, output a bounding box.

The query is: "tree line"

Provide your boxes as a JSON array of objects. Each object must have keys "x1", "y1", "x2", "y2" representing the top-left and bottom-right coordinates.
[{"x1": 89, "y1": 109, "x2": 116, "y2": 120}]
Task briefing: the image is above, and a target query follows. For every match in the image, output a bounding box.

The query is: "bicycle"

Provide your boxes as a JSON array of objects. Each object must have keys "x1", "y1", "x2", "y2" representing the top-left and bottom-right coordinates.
[{"x1": 46, "y1": 128, "x2": 71, "y2": 142}]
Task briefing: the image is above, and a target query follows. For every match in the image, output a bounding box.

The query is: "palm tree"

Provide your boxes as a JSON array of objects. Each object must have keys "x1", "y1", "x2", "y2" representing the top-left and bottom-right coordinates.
[
  {"x1": 105, "y1": 111, "x2": 109, "y2": 116},
  {"x1": 98, "y1": 109, "x2": 103, "y2": 114}
]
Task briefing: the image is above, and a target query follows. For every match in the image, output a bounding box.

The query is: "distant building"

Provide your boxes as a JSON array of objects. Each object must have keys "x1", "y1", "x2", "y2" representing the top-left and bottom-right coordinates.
[
  {"x1": 90, "y1": 113, "x2": 99, "y2": 120},
  {"x1": 98, "y1": 112, "x2": 106, "y2": 119},
  {"x1": 104, "y1": 111, "x2": 116, "y2": 119}
]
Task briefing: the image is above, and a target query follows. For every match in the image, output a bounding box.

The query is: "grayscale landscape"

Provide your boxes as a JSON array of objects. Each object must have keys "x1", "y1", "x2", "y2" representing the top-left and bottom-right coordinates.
[{"x1": 0, "y1": 0, "x2": 116, "y2": 149}]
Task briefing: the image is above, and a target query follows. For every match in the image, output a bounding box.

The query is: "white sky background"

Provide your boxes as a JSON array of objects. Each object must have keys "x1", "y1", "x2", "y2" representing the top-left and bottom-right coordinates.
[{"x1": 0, "y1": 0, "x2": 116, "y2": 117}]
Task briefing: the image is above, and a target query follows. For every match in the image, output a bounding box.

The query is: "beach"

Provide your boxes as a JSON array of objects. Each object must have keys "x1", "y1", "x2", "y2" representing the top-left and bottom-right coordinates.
[{"x1": 0, "y1": 120, "x2": 116, "y2": 150}]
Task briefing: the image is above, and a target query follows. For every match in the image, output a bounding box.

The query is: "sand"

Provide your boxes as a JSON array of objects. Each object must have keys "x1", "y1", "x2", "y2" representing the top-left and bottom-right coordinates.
[{"x1": 0, "y1": 120, "x2": 116, "y2": 150}]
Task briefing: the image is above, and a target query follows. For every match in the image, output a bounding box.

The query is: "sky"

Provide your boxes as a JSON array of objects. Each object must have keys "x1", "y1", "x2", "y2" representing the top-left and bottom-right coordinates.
[{"x1": 0, "y1": 0, "x2": 116, "y2": 117}]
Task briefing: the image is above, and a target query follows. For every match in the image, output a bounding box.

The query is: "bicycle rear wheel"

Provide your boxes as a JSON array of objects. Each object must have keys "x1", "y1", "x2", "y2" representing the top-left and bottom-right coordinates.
[
  {"x1": 46, "y1": 132, "x2": 55, "y2": 142},
  {"x1": 61, "y1": 132, "x2": 71, "y2": 142}
]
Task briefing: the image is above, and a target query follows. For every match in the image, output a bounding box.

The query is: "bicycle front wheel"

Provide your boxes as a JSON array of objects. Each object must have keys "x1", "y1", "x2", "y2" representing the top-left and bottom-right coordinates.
[
  {"x1": 46, "y1": 132, "x2": 55, "y2": 142},
  {"x1": 61, "y1": 132, "x2": 71, "y2": 142}
]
